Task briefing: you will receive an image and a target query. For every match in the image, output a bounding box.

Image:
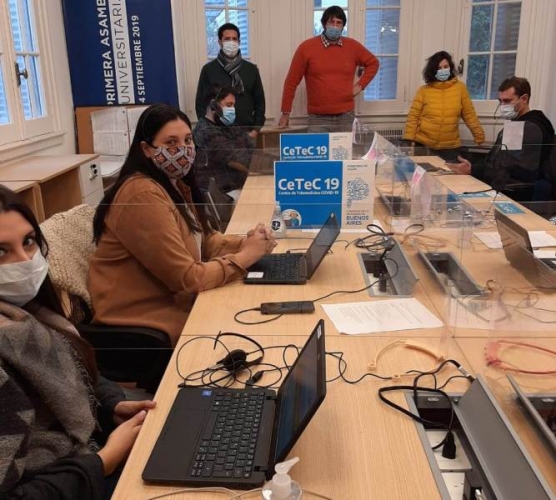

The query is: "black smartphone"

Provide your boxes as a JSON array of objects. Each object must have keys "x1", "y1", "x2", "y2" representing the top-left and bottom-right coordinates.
[
  {"x1": 260, "y1": 301, "x2": 315, "y2": 315},
  {"x1": 445, "y1": 159, "x2": 461, "y2": 165}
]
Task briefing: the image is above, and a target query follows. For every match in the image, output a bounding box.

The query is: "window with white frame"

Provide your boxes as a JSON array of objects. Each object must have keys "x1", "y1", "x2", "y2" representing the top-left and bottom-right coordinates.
[
  {"x1": 0, "y1": 43, "x2": 9, "y2": 125},
  {"x1": 204, "y1": 0, "x2": 250, "y2": 60},
  {"x1": 0, "y1": 0, "x2": 55, "y2": 148},
  {"x1": 466, "y1": 0, "x2": 522, "y2": 100},
  {"x1": 364, "y1": 0, "x2": 400, "y2": 101},
  {"x1": 313, "y1": 0, "x2": 348, "y2": 37}
]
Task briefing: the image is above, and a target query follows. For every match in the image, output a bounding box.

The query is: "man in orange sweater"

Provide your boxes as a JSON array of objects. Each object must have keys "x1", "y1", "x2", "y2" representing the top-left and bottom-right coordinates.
[{"x1": 278, "y1": 5, "x2": 379, "y2": 133}]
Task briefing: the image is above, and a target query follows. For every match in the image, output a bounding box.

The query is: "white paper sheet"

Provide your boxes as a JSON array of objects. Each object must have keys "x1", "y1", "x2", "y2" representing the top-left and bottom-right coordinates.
[
  {"x1": 474, "y1": 232, "x2": 502, "y2": 249},
  {"x1": 321, "y1": 298, "x2": 443, "y2": 334},
  {"x1": 502, "y1": 120, "x2": 525, "y2": 150},
  {"x1": 529, "y1": 231, "x2": 556, "y2": 248}
]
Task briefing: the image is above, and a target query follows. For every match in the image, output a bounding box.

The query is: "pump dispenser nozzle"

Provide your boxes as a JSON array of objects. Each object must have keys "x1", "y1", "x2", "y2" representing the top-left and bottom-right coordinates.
[{"x1": 262, "y1": 457, "x2": 302, "y2": 500}]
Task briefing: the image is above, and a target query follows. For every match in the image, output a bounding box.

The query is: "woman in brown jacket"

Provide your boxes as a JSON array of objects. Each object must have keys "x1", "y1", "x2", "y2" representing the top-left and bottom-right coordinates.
[
  {"x1": 404, "y1": 51, "x2": 485, "y2": 161},
  {"x1": 89, "y1": 104, "x2": 276, "y2": 345}
]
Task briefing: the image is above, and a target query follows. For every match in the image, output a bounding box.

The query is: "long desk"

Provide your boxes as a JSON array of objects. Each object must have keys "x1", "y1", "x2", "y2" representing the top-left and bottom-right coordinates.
[{"x1": 113, "y1": 157, "x2": 556, "y2": 499}]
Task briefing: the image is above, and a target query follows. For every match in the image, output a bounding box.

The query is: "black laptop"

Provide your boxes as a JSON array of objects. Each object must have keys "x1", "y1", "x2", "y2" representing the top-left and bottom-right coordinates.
[
  {"x1": 494, "y1": 209, "x2": 556, "y2": 288},
  {"x1": 142, "y1": 320, "x2": 327, "y2": 488},
  {"x1": 244, "y1": 212, "x2": 340, "y2": 284}
]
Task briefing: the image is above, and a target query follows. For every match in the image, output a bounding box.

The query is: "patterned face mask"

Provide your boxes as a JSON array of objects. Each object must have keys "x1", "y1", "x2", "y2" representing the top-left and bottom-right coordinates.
[{"x1": 151, "y1": 145, "x2": 196, "y2": 179}]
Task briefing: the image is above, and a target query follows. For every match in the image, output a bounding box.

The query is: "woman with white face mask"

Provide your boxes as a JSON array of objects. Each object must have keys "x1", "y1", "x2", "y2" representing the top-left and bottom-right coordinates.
[
  {"x1": 0, "y1": 186, "x2": 156, "y2": 499},
  {"x1": 404, "y1": 50, "x2": 485, "y2": 161},
  {"x1": 90, "y1": 104, "x2": 276, "y2": 345}
]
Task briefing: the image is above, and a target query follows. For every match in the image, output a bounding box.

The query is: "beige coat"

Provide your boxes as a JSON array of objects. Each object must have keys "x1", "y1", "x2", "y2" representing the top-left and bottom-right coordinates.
[{"x1": 88, "y1": 174, "x2": 245, "y2": 344}]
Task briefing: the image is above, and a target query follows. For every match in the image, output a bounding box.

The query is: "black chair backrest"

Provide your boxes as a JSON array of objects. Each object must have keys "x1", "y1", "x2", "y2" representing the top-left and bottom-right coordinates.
[
  {"x1": 542, "y1": 135, "x2": 556, "y2": 199},
  {"x1": 203, "y1": 177, "x2": 234, "y2": 232}
]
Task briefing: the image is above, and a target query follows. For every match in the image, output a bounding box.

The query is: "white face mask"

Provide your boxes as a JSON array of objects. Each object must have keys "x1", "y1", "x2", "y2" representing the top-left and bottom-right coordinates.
[
  {"x1": 499, "y1": 103, "x2": 519, "y2": 120},
  {"x1": 0, "y1": 249, "x2": 49, "y2": 306},
  {"x1": 222, "y1": 40, "x2": 239, "y2": 58}
]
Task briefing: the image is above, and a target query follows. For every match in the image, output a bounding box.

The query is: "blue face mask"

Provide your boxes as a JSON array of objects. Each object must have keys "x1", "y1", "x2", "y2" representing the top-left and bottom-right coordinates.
[
  {"x1": 325, "y1": 26, "x2": 343, "y2": 41},
  {"x1": 220, "y1": 106, "x2": 236, "y2": 126},
  {"x1": 436, "y1": 68, "x2": 451, "y2": 81}
]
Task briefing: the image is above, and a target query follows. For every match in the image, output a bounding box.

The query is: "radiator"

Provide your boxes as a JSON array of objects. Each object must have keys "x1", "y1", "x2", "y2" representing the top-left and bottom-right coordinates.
[{"x1": 372, "y1": 125, "x2": 404, "y2": 142}]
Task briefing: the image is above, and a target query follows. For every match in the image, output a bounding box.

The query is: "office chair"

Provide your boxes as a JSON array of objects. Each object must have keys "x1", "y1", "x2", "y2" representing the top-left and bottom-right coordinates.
[
  {"x1": 40, "y1": 204, "x2": 171, "y2": 393},
  {"x1": 201, "y1": 177, "x2": 235, "y2": 232}
]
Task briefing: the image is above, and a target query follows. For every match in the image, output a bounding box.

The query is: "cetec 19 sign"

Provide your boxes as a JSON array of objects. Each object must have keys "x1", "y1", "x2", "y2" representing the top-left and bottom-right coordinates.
[
  {"x1": 280, "y1": 133, "x2": 329, "y2": 160},
  {"x1": 277, "y1": 177, "x2": 340, "y2": 191}
]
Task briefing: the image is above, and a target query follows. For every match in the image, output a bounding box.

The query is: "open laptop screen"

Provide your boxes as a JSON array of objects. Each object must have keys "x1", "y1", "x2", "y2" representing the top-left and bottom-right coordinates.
[
  {"x1": 304, "y1": 213, "x2": 340, "y2": 279},
  {"x1": 272, "y1": 320, "x2": 326, "y2": 465},
  {"x1": 495, "y1": 209, "x2": 533, "y2": 253}
]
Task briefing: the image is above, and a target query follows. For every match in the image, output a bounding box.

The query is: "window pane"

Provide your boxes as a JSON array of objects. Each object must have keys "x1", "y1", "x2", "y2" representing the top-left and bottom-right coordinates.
[
  {"x1": 22, "y1": 0, "x2": 37, "y2": 52},
  {"x1": 17, "y1": 55, "x2": 32, "y2": 119},
  {"x1": 228, "y1": 0, "x2": 247, "y2": 6},
  {"x1": 467, "y1": 55, "x2": 489, "y2": 100},
  {"x1": 314, "y1": 0, "x2": 348, "y2": 7},
  {"x1": 205, "y1": 9, "x2": 225, "y2": 58},
  {"x1": 28, "y1": 56, "x2": 44, "y2": 117},
  {"x1": 494, "y1": 2, "x2": 521, "y2": 51},
  {"x1": 0, "y1": 65, "x2": 9, "y2": 125},
  {"x1": 490, "y1": 53, "x2": 516, "y2": 99},
  {"x1": 205, "y1": 0, "x2": 224, "y2": 5},
  {"x1": 365, "y1": 9, "x2": 399, "y2": 54},
  {"x1": 8, "y1": 0, "x2": 23, "y2": 52},
  {"x1": 470, "y1": 5, "x2": 493, "y2": 52},
  {"x1": 366, "y1": 0, "x2": 400, "y2": 6},
  {"x1": 364, "y1": 56, "x2": 397, "y2": 100},
  {"x1": 313, "y1": 12, "x2": 348, "y2": 36}
]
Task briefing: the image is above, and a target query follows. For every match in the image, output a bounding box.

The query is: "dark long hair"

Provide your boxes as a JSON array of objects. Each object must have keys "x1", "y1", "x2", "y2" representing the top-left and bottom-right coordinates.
[
  {"x1": 0, "y1": 186, "x2": 98, "y2": 382},
  {"x1": 93, "y1": 104, "x2": 210, "y2": 243},
  {"x1": 423, "y1": 51, "x2": 456, "y2": 84}
]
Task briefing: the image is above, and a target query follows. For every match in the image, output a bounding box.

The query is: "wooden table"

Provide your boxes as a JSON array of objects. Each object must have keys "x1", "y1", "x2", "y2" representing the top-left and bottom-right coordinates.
[
  {"x1": 113, "y1": 335, "x2": 472, "y2": 500},
  {"x1": 0, "y1": 180, "x2": 45, "y2": 222},
  {"x1": 0, "y1": 154, "x2": 101, "y2": 218},
  {"x1": 113, "y1": 155, "x2": 556, "y2": 499}
]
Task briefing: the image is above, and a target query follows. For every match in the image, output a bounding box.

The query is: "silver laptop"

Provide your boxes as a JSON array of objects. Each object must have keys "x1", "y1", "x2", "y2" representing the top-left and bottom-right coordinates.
[{"x1": 495, "y1": 209, "x2": 556, "y2": 288}]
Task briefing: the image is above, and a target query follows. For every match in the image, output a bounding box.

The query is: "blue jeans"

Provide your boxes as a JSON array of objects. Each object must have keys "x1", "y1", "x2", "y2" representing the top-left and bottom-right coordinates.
[{"x1": 307, "y1": 112, "x2": 354, "y2": 133}]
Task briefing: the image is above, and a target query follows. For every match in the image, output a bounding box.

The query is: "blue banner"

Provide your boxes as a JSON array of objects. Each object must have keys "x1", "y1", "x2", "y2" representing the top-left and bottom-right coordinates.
[
  {"x1": 62, "y1": 0, "x2": 178, "y2": 106},
  {"x1": 275, "y1": 161, "x2": 343, "y2": 228}
]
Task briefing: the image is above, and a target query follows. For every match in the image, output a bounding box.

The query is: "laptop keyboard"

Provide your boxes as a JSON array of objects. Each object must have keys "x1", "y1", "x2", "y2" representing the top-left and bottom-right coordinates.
[
  {"x1": 262, "y1": 253, "x2": 301, "y2": 281},
  {"x1": 189, "y1": 390, "x2": 265, "y2": 480}
]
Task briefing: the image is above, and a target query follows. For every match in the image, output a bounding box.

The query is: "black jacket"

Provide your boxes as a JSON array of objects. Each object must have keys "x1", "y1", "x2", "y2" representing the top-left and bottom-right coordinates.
[
  {"x1": 472, "y1": 110, "x2": 555, "y2": 190},
  {"x1": 195, "y1": 58, "x2": 266, "y2": 131}
]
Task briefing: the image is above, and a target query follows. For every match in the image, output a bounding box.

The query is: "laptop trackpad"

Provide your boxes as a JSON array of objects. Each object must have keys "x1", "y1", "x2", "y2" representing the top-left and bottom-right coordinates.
[{"x1": 143, "y1": 406, "x2": 206, "y2": 481}]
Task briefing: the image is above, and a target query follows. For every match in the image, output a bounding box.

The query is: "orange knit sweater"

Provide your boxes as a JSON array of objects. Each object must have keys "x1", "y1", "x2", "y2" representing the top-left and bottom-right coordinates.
[{"x1": 281, "y1": 36, "x2": 379, "y2": 115}]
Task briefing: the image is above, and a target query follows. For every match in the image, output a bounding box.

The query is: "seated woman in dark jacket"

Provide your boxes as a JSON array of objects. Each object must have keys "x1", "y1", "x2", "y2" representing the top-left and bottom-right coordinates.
[
  {"x1": 0, "y1": 186, "x2": 155, "y2": 499},
  {"x1": 193, "y1": 84, "x2": 254, "y2": 199}
]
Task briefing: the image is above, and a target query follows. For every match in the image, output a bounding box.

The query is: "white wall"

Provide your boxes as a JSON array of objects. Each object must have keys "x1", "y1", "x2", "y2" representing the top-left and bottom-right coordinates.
[{"x1": 43, "y1": 0, "x2": 75, "y2": 155}]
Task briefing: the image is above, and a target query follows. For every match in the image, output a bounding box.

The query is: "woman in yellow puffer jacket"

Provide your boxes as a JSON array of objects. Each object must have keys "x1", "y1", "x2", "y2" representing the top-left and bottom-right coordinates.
[{"x1": 404, "y1": 51, "x2": 485, "y2": 161}]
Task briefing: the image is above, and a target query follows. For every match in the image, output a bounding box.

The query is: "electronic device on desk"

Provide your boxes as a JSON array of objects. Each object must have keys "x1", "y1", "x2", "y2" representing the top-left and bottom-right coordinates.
[
  {"x1": 378, "y1": 190, "x2": 412, "y2": 217},
  {"x1": 418, "y1": 250, "x2": 484, "y2": 297},
  {"x1": 244, "y1": 212, "x2": 340, "y2": 285},
  {"x1": 358, "y1": 239, "x2": 419, "y2": 297},
  {"x1": 408, "y1": 376, "x2": 556, "y2": 500},
  {"x1": 495, "y1": 209, "x2": 556, "y2": 288},
  {"x1": 142, "y1": 320, "x2": 326, "y2": 488},
  {"x1": 507, "y1": 375, "x2": 556, "y2": 455}
]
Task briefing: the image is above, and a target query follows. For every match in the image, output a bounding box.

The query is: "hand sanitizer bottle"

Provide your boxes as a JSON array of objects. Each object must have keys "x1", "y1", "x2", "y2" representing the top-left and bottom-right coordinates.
[
  {"x1": 270, "y1": 202, "x2": 287, "y2": 239},
  {"x1": 458, "y1": 211, "x2": 474, "y2": 249},
  {"x1": 261, "y1": 457, "x2": 302, "y2": 500}
]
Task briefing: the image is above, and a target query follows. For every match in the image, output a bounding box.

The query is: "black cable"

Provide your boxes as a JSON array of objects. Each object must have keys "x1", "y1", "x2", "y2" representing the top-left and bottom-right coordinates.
[
  {"x1": 234, "y1": 307, "x2": 284, "y2": 325},
  {"x1": 326, "y1": 351, "x2": 393, "y2": 383},
  {"x1": 311, "y1": 257, "x2": 399, "y2": 303}
]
